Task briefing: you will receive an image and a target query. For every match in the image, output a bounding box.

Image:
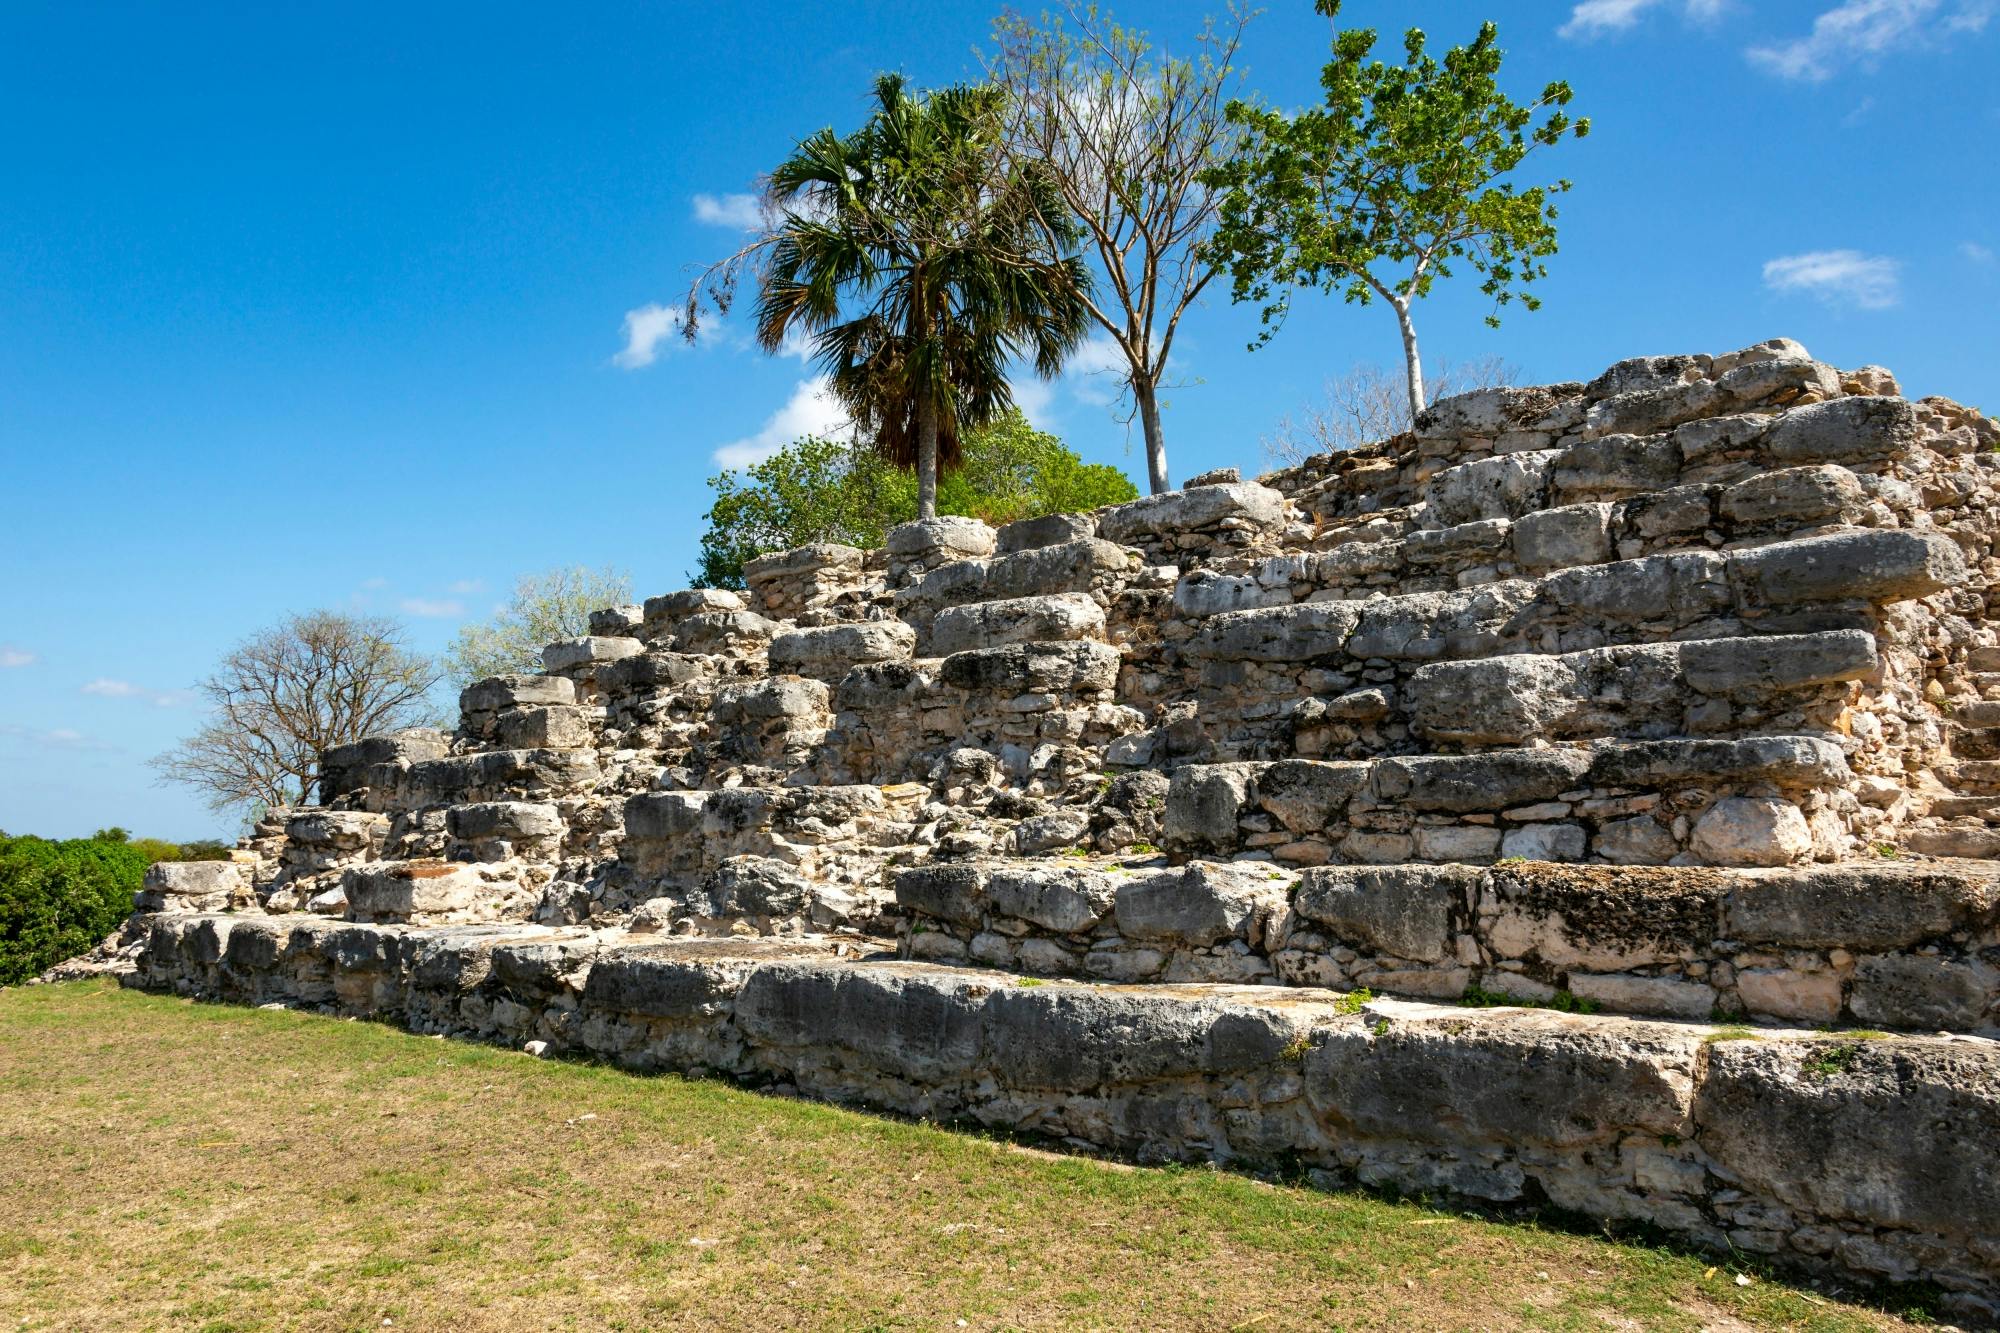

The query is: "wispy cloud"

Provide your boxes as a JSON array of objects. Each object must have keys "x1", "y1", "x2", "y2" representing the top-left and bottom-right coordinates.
[
  {"x1": 0, "y1": 645, "x2": 35, "y2": 669},
  {"x1": 1747, "y1": 0, "x2": 1994, "y2": 80},
  {"x1": 1964, "y1": 241, "x2": 1996, "y2": 264},
  {"x1": 1068, "y1": 333, "x2": 1138, "y2": 408},
  {"x1": 399, "y1": 597, "x2": 466, "y2": 619},
  {"x1": 447, "y1": 578, "x2": 485, "y2": 595},
  {"x1": 692, "y1": 192, "x2": 766, "y2": 231},
  {"x1": 1762, "y1": 249, "x2": 1902, "y2": 309},
  {"x1": 80, "y1": 678, "x2": 196, "y2": 708},
  {"x1": 0, "y1": 723, "x2": 117, "y2": 751},
  {"x1": 612, "y1": 303, "x2": 687, "y2": 370},
  {"x1": 713, "y1": 377, "x2": 852, "y2": 469},
  {"x1": 1558, "y1": 0, "x2": 1728, "y2": 39}
]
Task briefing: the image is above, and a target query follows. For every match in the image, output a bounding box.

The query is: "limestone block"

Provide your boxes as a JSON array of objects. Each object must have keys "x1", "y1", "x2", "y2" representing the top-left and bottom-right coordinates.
[
  {"x1": 588, "y1": 604, "x2": 644, "y2": 636},
  {"x1": 460, "y1": 675, "x2": 575, "y2": 716},
  {"x1": 1677, "y1": 629, "x2": 1876, "y2": 696},
  {"x1": 887, "y1": 516, "x2": 997, "y2": 562},
  {"x1": 579, "y1": 941, "x2": 776, "y2": 1019},
  {"x1": 1690, "y1": 798, "x2": 1813, "y2": 867},
  {"x1": 642, "y1": 588, "x2": 745, "y2": 639},
  {"x1": 768, "y1": 621, "x2": 916, "y2": 682},
  {"x1": 1719, "y1": 464, "x2": 1866, "y2": 527},
  {"x1": 1583, "y1": 353, "x2": 1707, "y2": 401},
  {"x1": 996, "y1": 511, "x2": 1096, "y2": 554},
  {"x1": 1543, "y1": 549, "x2": 1732, "y2": 624},
  {"x1": 492, "y1": 705, "x2": 595, "y2": 751},
  {"x1": 1583, "y1": 380, "x2": 1722, "y2": 439},
  {"x1": 698, "y1": 856, "x2": 812, "y2": 920},
  {"x1": 1762, "y1": 395, "x2": 1923, "y2": 465},
  {"x1": 986, "y1": 862, "x2": 1116, "y2": 934},
  {"x1": 1693, "y1": 1037, "x2": 2000, "y2": 1243},
  {"x1": 1163, "y1": 763, "x2": 1258, "y2": 854},
  {"x1": 1189, "y1": 601, "x2": 1360, "y2": 663},
  {"x1": 1416, "y1": 383, "x2": 1581, "y2": 438},
  {"x1": 1172, "y1": 569, "x2": 1288, "y2": 619},
  {"x1": 931, "y1": 593, "x2": 1106, "y2": 656},
  {"x1": 342, "y1": 861, "x2": 492, "y2": 919},
  {"x1": 1512, "y1": 503, "x2": 1612, "y2": 571},
  {"x1": 1564, "y1": 973, "x2": 1712, "y2": 1020},
  {"x1": 710, "y1": 676, "x2": 829, "y2": 724},
  {"x1": 1114, "y1": 861, "x2": 1283, "y2": 946},
  {"x1": 136, "y1": 860, "x2": 246, "y2": 912},
  {"x1": 596, "y1": 651, "x2": 711, "y2": 694},
  {"x1": 893, "y1": 863, "x2": 987, "y2": 926},
  {"x1": 671, "y1": 610, "x2": 779, "y2": 656},
  {"x1": 1308, "y1": 1009, "x2": 1702, "y2": 1147},
  {"x1": 744, "y1": 542, "x2": 864, "y2": 587},
  {"x1": 1593, "y1": 815, "x2": 1679, "y2": 865},
  {"x1": 1412, "y1": 823, "x2": 1502, "y2": 862},
  {"x1": 1728, "y1": 529, "x2": 1966, "y2": 608},
  {"x1": 736, "y1": 964, "x2": 987, "y2": 1084},
  {"x1": 1423, "y1": 450, "x2": 1559, "y2": 525},
  {"x1": 1292, "y1": 864, "x2": 1472, "y2": 962},
  {"x1": 541, "y1": 636, "x2": 644, "y2": 673},
  {"x1": 321, "y1": 728, "x2": 452, "y2": 802},
  {"x1": 939, "y1": 640, "x2": 1119, "y2": 695},
  {"x1": 1253, "y1": 759, "x2": 1370, "y2": 835},
  {"x1": 1346, "y1": 582, "x2": 1537, "y2": 662},
  {"x1": 1848, "y1": 955, "x2": 1998, "y2": 1032},
  {"x1": 446, "y1": 801, "x2": 564, "y2": 843},
  {"x1": 1372, "y1": 749, "x2": 1595, "y2": 816},
  {"x1": 1402, "y1": 518, "x2": 1511, "y2": 567},
  {"x1": 285, "y1": 810, "x2": 387, "y2": 851},
  {"x1": 1009, "y1": 809, "x2": 1094, "y2": 855},
  {"x1": 1720, "y1": 864, "x2": 2000, "y2": 950},
  {"x1": 1098, "y1": 482, "x2": 1285, "y2": 542},
  {"x1": 1501, "y1": 823, "x2": 1586, "y2": 862},
  {"x1": 1587, "y1": 735, "x2": 1848, "y2": 792}
]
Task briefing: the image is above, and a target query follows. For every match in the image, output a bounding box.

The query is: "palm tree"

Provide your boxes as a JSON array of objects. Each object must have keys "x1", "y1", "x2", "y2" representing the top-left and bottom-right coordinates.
[{"x1": 751, "y1": 74, "x2": 1093, "y2": 520}]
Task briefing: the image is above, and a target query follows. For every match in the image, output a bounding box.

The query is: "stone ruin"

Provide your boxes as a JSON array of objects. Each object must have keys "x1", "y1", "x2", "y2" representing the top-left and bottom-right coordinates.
[{"x1": 131, "y1": 339, "x2": 2000, "y2": 1316}]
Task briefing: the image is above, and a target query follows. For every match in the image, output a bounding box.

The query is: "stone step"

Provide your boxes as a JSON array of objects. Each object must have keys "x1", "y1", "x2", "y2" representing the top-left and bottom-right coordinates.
[
  {"x1": 1928, "y1": 795, "x2": 2000, "y2": 820},
  {"x1": 1905, "y1": 823, "x2": 2000, "y2": 860},
  {"x1": 1944, "y1": 760, "x2": 2000, "y2": 795},
  {"x1": 892, "y1": 855, "x2": 2000, "y2": 1034},
  {"x1": 133, "y1": 914, "x2": 2000, "y2": 1311},
  {"x1": 1162, "y1": 735, "x2": 1852, "y2": 869}
]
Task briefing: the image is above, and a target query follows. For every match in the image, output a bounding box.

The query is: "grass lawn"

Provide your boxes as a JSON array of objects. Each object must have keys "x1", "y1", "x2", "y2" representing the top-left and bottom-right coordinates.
[{"x1": 0, "y1": 980, "x2": 1940, "y2": 1332}]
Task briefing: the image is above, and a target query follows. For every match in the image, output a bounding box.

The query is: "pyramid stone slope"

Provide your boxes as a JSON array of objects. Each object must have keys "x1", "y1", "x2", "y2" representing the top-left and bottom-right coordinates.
[{"x1": 133, "y1": 341, "x2": 2000, "y2": 1315}]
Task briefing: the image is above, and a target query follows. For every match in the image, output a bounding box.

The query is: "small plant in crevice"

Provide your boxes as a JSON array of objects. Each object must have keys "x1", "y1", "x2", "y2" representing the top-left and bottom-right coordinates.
[{"x1": 1335, "y1": 987, "x2": 1374, "y2": 1015}]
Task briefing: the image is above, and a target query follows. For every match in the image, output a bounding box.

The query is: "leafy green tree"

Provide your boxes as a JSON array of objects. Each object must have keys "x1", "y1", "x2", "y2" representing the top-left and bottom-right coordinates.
[
  {"x1": 694, "y1": 411, "x2": 1135, "y2": 588},
  {"x1": 446, "y1": 566, "x2": 633, "y2": 689},
  {"x1": 0, "y1": 833, "x2": 148, "y2": 985},
  {"x1": 691, "y1": 74, "x2": 1094, "y2": 519},
  {"x1": 1203, "y1": 8, "x2": 1587, "y2": 417}
]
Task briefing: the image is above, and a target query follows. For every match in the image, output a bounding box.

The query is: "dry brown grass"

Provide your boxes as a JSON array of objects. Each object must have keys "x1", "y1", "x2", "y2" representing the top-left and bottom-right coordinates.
[{"x1": 0, "y1": 980, "x2": 1937, "y2": 1331}]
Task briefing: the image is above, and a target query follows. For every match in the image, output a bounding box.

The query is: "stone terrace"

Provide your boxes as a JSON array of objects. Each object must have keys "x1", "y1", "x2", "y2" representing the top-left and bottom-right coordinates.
[{"x1": 132, "y1": 339, "x2": 2000, "y2": 1319}]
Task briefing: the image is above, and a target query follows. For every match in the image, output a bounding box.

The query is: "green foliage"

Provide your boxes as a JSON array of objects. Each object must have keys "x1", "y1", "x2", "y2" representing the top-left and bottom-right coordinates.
[
  {"x1": 692, "y1": 412, "x2": 1135, "y2": 587},
  {"x1": 1203, "y1": 13, "x2": 1587, "y2": 411},
  {"x1": 1459, "y1": 982, "x2": 1600, "y2": 1015},
  {"x1": 0, "y1": 834, "x2": 148, "y2": 985},
  {"x1": 1802, "y1": 1042, "x2": 1866, "y2": 1079},
  {"x1": 1334, "y1": 987, "x2": 1374, "y2": 1015},
  {"x1": 447, "y1": 565, "x2": 633, "y2": 689},
  {"x1": 700, "y1": 74, "x2": 1093, "y2": 517}
]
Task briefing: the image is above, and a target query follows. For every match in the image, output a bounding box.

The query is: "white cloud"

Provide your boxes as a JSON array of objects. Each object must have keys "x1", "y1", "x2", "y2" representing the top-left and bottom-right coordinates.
[
  {"x1": 0, "y1": 723, "x2": 116, "y2": 751},
  {"x1": 1762, "y1": 249, "x2": 1902, "y2": 309},
  {"x1": 1009, "y1": 376, "x2": 1058, "y2": 430},
  {"x1": 613, "y1": 303, "x2": 687, "y2": 370},
  {"x1": 1558, "y1": 0, "x2": 1728, "y2": 38},
  {"x1": 0, "y1": 646, "x2": 34, "y2": 668},
  {"x1": 713, "y1": 377, "x2": 852, "y2": 469},
  {"x1": 1964, "y1": 241, "x2": 1996, "y2": 264},
  {"x1": 447, "y1": 578, "x2": 485, "y2": 595},
  {"x1": 399, "y1": 597, "x2": 466, "y2": 618},
  {"x1": 80, "y1": 678, "x2": 194, "y2": 707},
  {"x1": 1067, "y1": 334, "x2": 1137, "y2": 408},
  {"x1": 1747, "y1": 0, "x2": 1993, "y2": 80},
  {"x1": 692, "y1": 192, "x2": 766, "y2": 231}
]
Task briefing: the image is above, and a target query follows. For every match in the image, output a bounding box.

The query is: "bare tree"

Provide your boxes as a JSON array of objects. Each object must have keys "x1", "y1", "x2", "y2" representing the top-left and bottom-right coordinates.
[
  {"x1": 987, "y1": 2, "x2": 1253, "y2": 494},
  {"x1": 447, "y1": 565, "x2": 631, "y2": 689},
  {"x1": 1262, "y1": 356, "x2": 1516, "y2": 468},
  {"x1": 153, "y1": 611, "x2": 442, "y2": 816}
]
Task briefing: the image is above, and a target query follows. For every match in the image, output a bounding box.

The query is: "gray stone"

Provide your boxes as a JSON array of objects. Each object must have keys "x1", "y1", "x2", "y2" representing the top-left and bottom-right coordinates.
[
  {"x1": 1114, "y1": 861, "x2": 1281, "y2": 946},
  {"x1": 995, "y1": 511, "x2": 1097, "y2": 554},
  {"x1": 1583, "y1": 354, "x2": 1707, "y2": 401},
  {"x1": 1542, "y1": 550, "x2": 1732, "y2": 624},
  {"x1": 1098, "y1": 482, "x2": 1286, "y2": 542},
  {"x1": 768, "y1": 621, "x2": 916, "y2": 681},
  {"x1": 1762, "y1": 396, "x2": 1923, "y2": 465},
  {"x1": 1373, "y1": 749, "x2": 1595, "y2": 815},
  {"x1": 1689, "y1": 798, "x2": 1812, "y2": 867},
  {"x1": 1501, "y1": 823, "x2": 1587, "y2": 862},
  {"x1": 985, "y1": 863, "x2": 1116, "y2": 934},
  {"x1": 887, "y1": 516, "x2": 996, "y2": 561},
  {"x1": 588, "y1": 604, "x2": 644, "y2": 636},
  {"x1": 1593, "y1": 816, "x2": 1679, "y2": 865},
  {"x1": 744, "y1": 543, "x2": 864, "y2": 586},
  {"x1": 1163, "y1": 763, "x2": 1258, "y2": 854},
  {"x1": 1720, "y1": 865, "x2": 2000, "y2": 950},
  {"x1": 1424, "y1": 450, "x2": 1559, "y2": 525},
  {"x1": 1587, "y1": 735, "x2": 1849, "y2": 791},
  {"x1": 446, "y1": 802, "x2": 563, "y2": 842},
  {"x1": 1719, "y1": 464, "x2": 1866, "y2": 527},
  {"x1": 1728, "y1": 529, "x2": 1966, "y2": 608},
  {"x1": 939, "y1": 640, "x2": 1120, "y2": 694},
  {"x1": 492, "y1": 705, "x2": 595, "y2": 751},
  {"x1": 931, "y1": 593, "x2": 1105, "y2": 656},
  {"x1": 541, "y1": 636, "x2": 644, "y2": 673},
  {"x1": 1253, "y1": 760, "x2": 1370, "y2": 835},
  {"x1": 1678, "y1": 629, "x2": 1876, "y2": 696},
  {"x1": 459, "y1": 675, "x2": 575, "y2": 716},
  {"x1": 1293, "y1": 864, "x2": 1472, "y2": 962},
  {"x1": 1551, "y1": 434, "x2": 1683, "y2": 501},
  {"x1": 1848, "y1": 955, "x2": 1998, "y2": 1032},
  {"x1": 1189, "y1": 601, "x2": 1360, "y2": 663},
  {"x1": 1512, "y1": 503, "x2": 1613, "y2": 571},
  {"x1": 1173, "y1": 569, "x2": 1289, "y2": 619},
  {"x1": 672, "y1": 610, "x2": 780, "y2": 656}
]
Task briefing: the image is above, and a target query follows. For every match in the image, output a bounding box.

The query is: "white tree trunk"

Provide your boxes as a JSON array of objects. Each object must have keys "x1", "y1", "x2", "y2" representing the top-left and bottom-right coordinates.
[
  {"x1": 916, "y1": 396, "x2": 939, "y2": 521},
  {"x1": 1136, "y1": 379, "x2": 1170, "y2": 494},
  {"x1": 1393, "y1": 298, "x2": 1425, "y2": 423}
]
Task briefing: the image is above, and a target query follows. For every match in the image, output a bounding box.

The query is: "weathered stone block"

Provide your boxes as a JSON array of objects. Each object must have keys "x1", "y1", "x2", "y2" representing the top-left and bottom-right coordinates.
[
  {"x1": 939, "y1": 640, "x2": 1119, "y2": 695},
  {"x1": 1114, "y1": 862, "x2": 1281, "y2": 946},
  {"x1": 1164, "y1": 763, "x2": 1258, "y2": 853},
  {"x1": 1424, "y1": 450, "x2": 1559, "y2": 525},
  {"x1": 1512, "y1": 502, "x2": 1612, "y2": 571},
  {"x1": 996, "y1": 511, "x2": 1097, "y2": 554},
  {"x1": 1761, "y1": 395, "x2": 1923, "y2": 465},
  {"x1": 931, "y1": 593, "x2": 1105, "y2": 656},
  {"x1": 1690, "y1": 798, "x2": 1813, "y2": 867},
  {"x1": 1293, "y1": 864, "x2": 1471, "y2": 962},
  {"x1": 1729, "y1": 529, "x2": 1966, "y2": 608},
  {"x1": 1098, "y1": 482, "x2": 1285, "y2": 542},
  {"x1": 768, "y1": 621, "x2": 916, "y2": 682},
  {"x1": 541, "y1": 636, "x2": 644, "y2": 673}
]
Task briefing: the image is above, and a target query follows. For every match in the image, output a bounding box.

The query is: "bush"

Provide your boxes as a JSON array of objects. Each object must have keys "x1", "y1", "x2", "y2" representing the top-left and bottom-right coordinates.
[{"x1": 0, "y1": 834, "x2": 149, "y2": 985}]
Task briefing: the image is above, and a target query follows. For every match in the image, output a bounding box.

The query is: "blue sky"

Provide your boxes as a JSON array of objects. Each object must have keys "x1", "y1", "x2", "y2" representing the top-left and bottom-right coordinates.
[{"x1": 2, "y1": 0, "x2": 1997, "y2": 840}]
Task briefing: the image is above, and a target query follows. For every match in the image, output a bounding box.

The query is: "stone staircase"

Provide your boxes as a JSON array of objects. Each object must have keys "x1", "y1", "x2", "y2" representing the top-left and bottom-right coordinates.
[{"x1": 131, "y1": 338, "x2": 2000, "y2": 1317}]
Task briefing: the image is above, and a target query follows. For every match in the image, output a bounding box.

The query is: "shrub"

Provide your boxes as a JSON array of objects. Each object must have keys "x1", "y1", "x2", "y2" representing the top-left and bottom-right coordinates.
[{"x1": 0, "y1": 834, "x2": 149, "y2": 985}]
